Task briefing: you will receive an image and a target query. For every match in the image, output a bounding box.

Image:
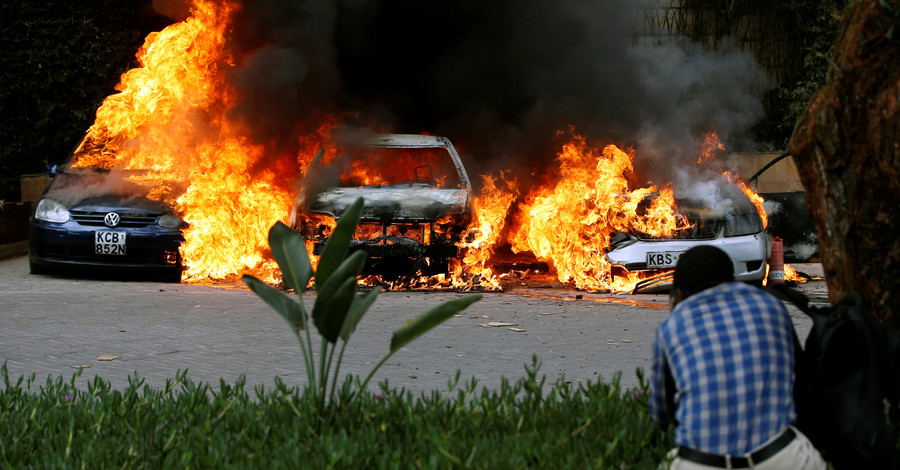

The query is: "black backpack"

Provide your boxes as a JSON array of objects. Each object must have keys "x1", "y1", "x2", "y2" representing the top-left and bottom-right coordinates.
[{"x1": 767, "y1": 284, "x2": 900, "y2": 469}]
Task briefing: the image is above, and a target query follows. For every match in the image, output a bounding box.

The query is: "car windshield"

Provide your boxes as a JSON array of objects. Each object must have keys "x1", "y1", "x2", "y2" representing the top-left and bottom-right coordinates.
[
  {"x1": 46, "y1": 136, "x2": 184, "y2": 205},
  {"x1": 64, "y1": 135, "x2": 118, "y2": 170},
  {"x1": 65, "y1": 134, "x2": 160, "y2": 174},
  {"x1": 319, "y1": 146, "x2": 462, "y2": 188},
  {"x1": 629, "y1": 187, "x2": 764, "y2": 240}
]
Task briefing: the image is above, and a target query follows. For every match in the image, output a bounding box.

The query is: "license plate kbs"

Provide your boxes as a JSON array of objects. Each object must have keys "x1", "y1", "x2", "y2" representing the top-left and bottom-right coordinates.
[
  {"x1": 646, "y1": 251, "x2": 683, "y2": 269},
  {"x1": 94, "y1": 231, "x2": 127, "y2": 255}
]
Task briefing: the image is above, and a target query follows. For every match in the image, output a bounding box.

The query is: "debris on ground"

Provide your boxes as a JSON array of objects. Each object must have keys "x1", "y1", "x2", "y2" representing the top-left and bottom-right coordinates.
[{"x1": 479, "y1": 322, "x2": 518, "y2": 328}]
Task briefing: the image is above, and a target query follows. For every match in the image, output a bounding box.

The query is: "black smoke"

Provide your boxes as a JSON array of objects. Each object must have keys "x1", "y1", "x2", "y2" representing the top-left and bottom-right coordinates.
[{"x1": 156, "y1": 0, "x2": 770, "y2": 187}]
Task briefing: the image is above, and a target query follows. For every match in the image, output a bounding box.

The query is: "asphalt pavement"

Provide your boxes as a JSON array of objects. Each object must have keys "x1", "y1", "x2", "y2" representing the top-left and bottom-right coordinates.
[{"x1": 0, "y1": 253, "x2": 827, "y2": 395}]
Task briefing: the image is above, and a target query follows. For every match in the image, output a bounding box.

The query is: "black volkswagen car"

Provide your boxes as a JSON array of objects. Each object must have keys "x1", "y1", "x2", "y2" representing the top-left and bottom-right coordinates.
[{"x1": 29, "y1": 151, "x2": 186, "y2": 282}]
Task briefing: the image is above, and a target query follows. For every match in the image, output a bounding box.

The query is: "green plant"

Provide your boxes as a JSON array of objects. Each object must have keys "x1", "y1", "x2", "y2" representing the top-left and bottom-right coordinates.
[
  {"x1": 0, "y1": 360, "x2": 677, "y2": 468},
  {"x1": 242, "y1": 197, "x2": 481, "y2": 410}
]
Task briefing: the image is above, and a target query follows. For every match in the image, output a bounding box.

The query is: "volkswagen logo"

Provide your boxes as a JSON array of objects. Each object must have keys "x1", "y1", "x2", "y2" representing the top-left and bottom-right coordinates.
[{"x1": 104, "y1": 212, "x2": 121, "y2": 228}]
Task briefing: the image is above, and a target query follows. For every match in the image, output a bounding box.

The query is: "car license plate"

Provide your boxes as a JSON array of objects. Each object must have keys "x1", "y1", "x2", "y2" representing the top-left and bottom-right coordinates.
[
  {"x1": 647, "y1": 251, "x2": 683, "y2": 268},
  {"x1": 94, "y1": 231, "x2": 127, "y2": 255}
]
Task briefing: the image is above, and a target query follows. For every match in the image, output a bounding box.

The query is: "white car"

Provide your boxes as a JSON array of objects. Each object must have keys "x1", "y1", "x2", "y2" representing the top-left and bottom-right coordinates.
[
  {"x1": 292, "y1": 133, "x2": 473, "y2": 277},
  {"x1": 605, "y1": 186, "x2": 768, "y2": 293}
]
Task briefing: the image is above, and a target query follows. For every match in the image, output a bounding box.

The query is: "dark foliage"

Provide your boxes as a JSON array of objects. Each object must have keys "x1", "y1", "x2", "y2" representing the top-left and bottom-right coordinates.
[
  {"x1": 673, "y1": 0, "x2": 851, "y2": 149},
  {"x1": 0, "y1": 0, "x2": 170, "y2": 201}
]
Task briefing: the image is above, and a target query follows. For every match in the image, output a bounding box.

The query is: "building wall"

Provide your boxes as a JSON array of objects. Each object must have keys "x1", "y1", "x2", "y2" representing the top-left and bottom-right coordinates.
[{"x1": 733, "y1": 152, "x2": 804, "y2": 194}]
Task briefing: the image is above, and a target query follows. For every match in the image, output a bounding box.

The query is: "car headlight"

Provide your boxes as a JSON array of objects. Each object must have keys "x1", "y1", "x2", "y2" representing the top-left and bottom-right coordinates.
[
  {"x1": 158, "y1": 213, "x2": 185, "y2": 229},
  {"x1": 34, "y1": 198, "x2": 70, "y2": 223}
]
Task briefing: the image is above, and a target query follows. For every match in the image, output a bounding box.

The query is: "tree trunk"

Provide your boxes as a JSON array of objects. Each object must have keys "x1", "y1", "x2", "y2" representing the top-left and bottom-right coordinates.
[{"x1": 789, "y1": 0, "x2": 900, "y2": 327}]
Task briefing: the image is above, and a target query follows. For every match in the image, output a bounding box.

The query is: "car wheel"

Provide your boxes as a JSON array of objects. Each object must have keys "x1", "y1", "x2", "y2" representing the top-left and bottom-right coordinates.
[{"x1": 162, "y1": 271, "x2": 183, "y2": 283}]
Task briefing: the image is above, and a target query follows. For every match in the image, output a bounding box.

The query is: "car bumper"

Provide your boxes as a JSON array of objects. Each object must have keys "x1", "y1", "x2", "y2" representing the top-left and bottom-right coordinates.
[
  {"x1": 605, "y1": 232, "x2": 768, "y2": 282},
  {"x1": 29, "y1": 221, "x2": 184, "y2": 275}
]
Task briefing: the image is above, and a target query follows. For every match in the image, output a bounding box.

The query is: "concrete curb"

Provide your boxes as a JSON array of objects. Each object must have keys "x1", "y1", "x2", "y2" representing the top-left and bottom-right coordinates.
[{"x1": 0, "y1": 240, "x2": 28, "y2": 260}]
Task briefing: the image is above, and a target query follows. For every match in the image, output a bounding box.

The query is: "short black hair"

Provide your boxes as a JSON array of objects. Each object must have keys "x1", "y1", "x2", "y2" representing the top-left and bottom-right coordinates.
[{"x1": 672, "y1": 245, "x2": 735, "y2": 295}]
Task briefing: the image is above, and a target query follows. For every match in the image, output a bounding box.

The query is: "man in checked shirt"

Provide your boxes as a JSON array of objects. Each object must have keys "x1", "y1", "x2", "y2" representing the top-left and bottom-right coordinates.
[{"x1": 650, "y1": 245, "x2": 827, "y2": 469}]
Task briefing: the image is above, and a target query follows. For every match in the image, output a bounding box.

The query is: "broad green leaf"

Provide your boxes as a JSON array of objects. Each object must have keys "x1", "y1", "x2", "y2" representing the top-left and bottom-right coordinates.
[
  {"x1": 312, "y1": 250, "x2": 367, "y2": 343},
  {"x1": 268, "y1": 221, "x2": 313, "y2": 294},
  {"x1": 315, "y1": 197, "x2": 364, "y2": 291},
  {"x1": 243, "y1": 274, "x2": 307, "y2": 333},
  {"x1": 312, "y1": 250, "x2": 367, "y2": 318},
  {"x1": 390, "y1": 294, "x2": 482, "y2": 352},
  {"x1": 315, "y1": 276, "x2": 358, "y2": 343},
  {"x1": 339, "y1": 287, "x2": 380, "y2": 341}
]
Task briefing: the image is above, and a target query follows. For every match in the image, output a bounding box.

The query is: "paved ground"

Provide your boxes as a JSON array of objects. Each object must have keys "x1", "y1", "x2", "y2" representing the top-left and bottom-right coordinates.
[{"x1": 0, "y1": 253, "x2": 828, "y2": 395}]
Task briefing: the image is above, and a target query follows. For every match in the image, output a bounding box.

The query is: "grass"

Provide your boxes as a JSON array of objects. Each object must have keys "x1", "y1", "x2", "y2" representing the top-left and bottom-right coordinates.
[{"x1": 0, "y1": 360, "x2": 673, "y2": 469}]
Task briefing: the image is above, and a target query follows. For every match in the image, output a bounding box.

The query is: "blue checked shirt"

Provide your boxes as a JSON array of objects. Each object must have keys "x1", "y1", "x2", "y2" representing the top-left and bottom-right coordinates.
[{"x1": 649, "y1": 282, "x2": 795, "y2": 455}]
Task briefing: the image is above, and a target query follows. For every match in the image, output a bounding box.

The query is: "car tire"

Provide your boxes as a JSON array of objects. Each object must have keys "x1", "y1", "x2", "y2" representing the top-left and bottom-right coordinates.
[{"x1": 162, "y1": 271, "x2": 183, "y2": 283}]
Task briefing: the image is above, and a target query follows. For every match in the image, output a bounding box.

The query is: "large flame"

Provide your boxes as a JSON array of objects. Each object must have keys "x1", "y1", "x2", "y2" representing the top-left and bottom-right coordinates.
[
  {"x1": 69, "y1": 0, "x2": 296, "y2": 283},
  {"x1": 509, "y1": 132, "x2": 689, "y2": 292},
  {"x1": 451, "y1": 173, "x2": 519, "y2": 289}
]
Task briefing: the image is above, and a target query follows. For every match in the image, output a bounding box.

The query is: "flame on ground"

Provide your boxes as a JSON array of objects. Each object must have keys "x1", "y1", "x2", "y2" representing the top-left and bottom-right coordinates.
[
  {"x1": 451, "y1": 172, "x2": 519, "y2": 289},
  {"x1": 785, "y1": 264, "x2": 821, "y2": 283}
]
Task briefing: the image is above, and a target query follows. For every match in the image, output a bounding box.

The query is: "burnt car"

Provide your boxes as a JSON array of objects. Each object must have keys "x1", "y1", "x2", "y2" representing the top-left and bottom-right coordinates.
[
  {"x1": 29, "y1": 141, "x2": 186, "y2": 282},
  {"x1": 292, "y1": 134, "x2": 473, "y2": 276},
  {"x1": 606, "y1": 185, "x2": 768, "y2": 291}
]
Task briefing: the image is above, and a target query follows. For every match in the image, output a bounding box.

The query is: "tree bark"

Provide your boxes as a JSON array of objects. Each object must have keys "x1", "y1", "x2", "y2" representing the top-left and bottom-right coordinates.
[{"x1": 789, "y1": 0, "x2": 900, "y2": 327}]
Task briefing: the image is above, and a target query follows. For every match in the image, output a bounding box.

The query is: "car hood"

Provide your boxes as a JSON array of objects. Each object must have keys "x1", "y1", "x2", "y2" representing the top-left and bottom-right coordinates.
[
  {"x1": 43, "y1": 171, "x2": 176, "y2": 213},
  {"x1": 308, "y1": 186, "x2": 470, "y2": 221},
  {"x1": 67, "y1": 195, "x2": 171, "y2": 215}
]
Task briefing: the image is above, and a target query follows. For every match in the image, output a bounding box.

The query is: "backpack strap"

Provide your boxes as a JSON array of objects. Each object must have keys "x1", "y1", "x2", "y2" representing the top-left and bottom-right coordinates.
[{"x1": 841, "y1": 293, "x2": 900, "y2": 419}]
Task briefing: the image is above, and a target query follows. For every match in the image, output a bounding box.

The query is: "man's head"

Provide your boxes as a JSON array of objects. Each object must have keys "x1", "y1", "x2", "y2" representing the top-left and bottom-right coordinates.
[{"x1": 671, "y1": 245, "x2": 735, "y2": 307}]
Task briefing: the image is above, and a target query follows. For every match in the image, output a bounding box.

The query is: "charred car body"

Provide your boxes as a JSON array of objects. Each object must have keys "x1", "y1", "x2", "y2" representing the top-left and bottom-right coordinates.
[
  {"x1": 606, "y1": 185, "x2": 768, "y2": 290},
  {"x1": 292, "y1": 134, "x2": 473, "y2": 277},
  {"x1": 29, "y1": 139, "x2": 186, "y2": 282}
]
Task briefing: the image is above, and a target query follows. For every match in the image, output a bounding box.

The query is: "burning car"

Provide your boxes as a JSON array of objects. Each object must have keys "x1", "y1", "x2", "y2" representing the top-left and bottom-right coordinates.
[
  {"x1": 28, "y1": 139, "x2": 187, "y2": 282},
  {"x1": 292, "y1": 134, "x2": 473, "y2": 277},
  {"x1": 606, "y1": 184, "x2": 768, "y2": 290}
]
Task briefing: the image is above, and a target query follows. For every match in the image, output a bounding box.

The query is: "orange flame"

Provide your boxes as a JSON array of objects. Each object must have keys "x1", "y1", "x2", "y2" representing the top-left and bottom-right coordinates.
[
  {"x1": 451, "y1": 173, "x2": 519, "y2": 289},
  {"x1": 784, "y1": 264, "x2": 820, "y2": 283},
  {"x1": 740, "y1": 182, "x2": 768, "y2": 229},
  {"x1": 321, "y1": 146, "x2": 459, "y2": 188},
  {"x1": 509, "y1": 132, "x2": 689, "y2": 292},
  {"x1": 698, "y1": 130, "x2": 726, "y2": 164},
  {"x1": 68, "y1": 1, "x2": 299, "y2": 283},
  {"x1": 720, "y1": 172, "x2": 768, "y2": 229},
  {"x1": 699, "y1": 131, "x2": 768, "y2": 229},
  {"x1": 361, "y1": 172, "x2": 518, "y2": 291}
]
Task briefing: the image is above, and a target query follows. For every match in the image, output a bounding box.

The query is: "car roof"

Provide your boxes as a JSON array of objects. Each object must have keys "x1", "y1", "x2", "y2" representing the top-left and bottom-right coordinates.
[{"x1": 348, "y1": 134, "x2": 450, "y2": 148}]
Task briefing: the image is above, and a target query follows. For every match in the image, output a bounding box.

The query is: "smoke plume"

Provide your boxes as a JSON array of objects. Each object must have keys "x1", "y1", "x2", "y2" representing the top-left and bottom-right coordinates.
[{"x1": 151, "y1": 0, "x2": 770, "y2": 189}]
